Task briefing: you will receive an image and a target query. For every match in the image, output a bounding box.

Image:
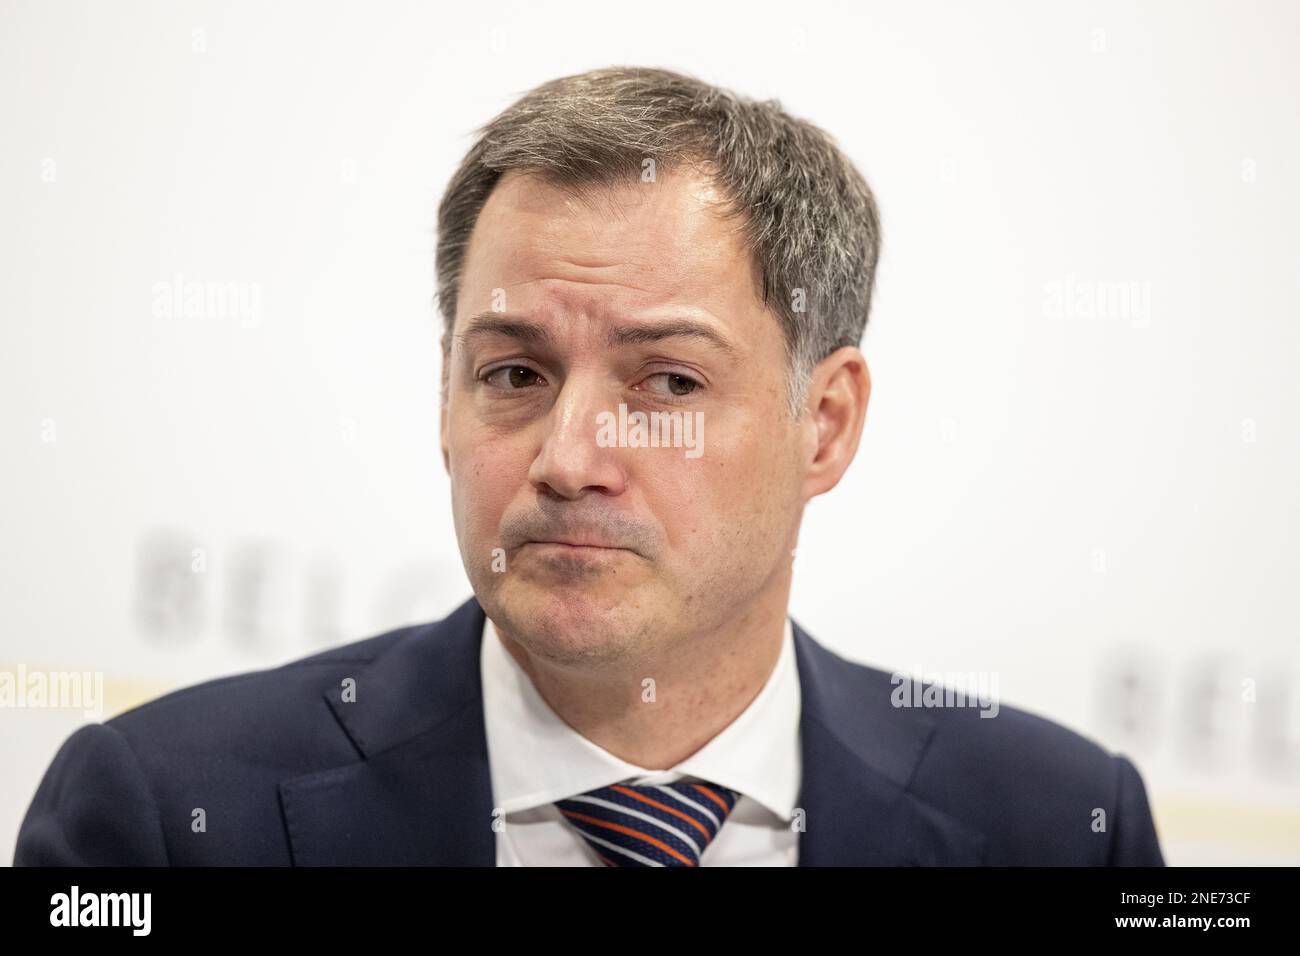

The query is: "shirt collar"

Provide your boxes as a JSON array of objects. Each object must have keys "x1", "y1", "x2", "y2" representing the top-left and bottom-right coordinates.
[{"x1": 481, "y1": 612, "x2": 802, "y2": 824}]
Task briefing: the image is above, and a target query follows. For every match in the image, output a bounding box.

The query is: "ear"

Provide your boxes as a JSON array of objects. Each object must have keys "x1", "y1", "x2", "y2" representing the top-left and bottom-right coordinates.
[
  {"x1": 439, "y1": 332, "x2": 454, "y2": 474},
  {"x1": 800, "y1": 346, "x2": 871, "y2": 501},
  {"x1": 440, "y1": 401, "x2": 449, "y2": 473}
]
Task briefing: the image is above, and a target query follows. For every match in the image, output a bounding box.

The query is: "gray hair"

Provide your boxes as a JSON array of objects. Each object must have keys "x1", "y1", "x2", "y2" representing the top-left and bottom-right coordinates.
[{"x1": 435, "y1": 66, "x2": 882, "y2": 416}]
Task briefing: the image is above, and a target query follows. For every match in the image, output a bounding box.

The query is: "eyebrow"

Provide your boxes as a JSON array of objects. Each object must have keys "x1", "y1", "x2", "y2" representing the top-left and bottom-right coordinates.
[{"x1": 456, "y1": 312, "x2": 739, "y2": 357}]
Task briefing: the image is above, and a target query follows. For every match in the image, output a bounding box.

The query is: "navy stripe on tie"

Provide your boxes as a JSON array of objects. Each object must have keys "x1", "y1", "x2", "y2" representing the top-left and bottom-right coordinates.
[{"x1": 554, "y1": 779, "x2": 741, "y2": 867}]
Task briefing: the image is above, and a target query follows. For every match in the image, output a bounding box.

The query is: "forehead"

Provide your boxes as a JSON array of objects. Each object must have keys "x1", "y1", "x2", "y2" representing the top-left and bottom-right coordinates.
[{"x1": 458, "y1": 167, "x2": 763, "y2": 323}]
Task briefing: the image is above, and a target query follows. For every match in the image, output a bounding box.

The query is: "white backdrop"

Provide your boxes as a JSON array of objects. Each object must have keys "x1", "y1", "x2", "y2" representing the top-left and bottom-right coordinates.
[{"x1": 2, "y1": 0, "x2": 1298, "y2": 865}]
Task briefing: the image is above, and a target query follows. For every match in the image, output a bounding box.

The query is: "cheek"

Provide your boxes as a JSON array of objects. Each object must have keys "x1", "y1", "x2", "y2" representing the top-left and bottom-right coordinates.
[
  {"x1": 641, "y1": 442, "x2": 771, "y2": 548},
  {"x1": 450, "y1": 432, "x2": 522, "y2": 536}
]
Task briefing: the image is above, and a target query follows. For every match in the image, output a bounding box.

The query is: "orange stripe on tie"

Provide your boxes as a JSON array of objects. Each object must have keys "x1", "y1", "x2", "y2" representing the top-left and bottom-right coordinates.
[
  {"x1": 692, "y1": 784, "x2": 732, "y2": 814},
  {"x1": 559, "y1": 809, "x2": 696, "y2": 866},
  {"x1": 611, "y1": 784, "x2": 712, "y2": 838}
]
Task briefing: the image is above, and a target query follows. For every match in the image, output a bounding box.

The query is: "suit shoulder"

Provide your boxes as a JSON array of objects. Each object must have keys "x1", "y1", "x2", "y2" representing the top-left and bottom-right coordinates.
[
  {"x1": 104, "y1": 620, "x2": 435, "y2": 742},
  {"x1": 826, "y1": 649, "x2": 1119, "y2": 780},
  {"x1": 807, "y1": 639, "x2": 1154, "y2": 863}
]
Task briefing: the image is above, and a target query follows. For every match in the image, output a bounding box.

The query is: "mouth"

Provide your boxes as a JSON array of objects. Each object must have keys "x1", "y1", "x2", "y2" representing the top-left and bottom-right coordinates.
[
  {"x1": 514, "y1": 538, "x2": 642, "y2": 575},
  {"x1": 524, "y1": 539, "x2": 630, "y2": 553}
]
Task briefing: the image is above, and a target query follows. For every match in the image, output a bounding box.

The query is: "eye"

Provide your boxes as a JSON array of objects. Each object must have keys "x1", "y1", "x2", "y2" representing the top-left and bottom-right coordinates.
[
  {"x1": 638, "y1": 372, "x2": 702, "y2": 399},
  {"x1": 483, "y1": 365, "x2": 544, "y2": 389}
]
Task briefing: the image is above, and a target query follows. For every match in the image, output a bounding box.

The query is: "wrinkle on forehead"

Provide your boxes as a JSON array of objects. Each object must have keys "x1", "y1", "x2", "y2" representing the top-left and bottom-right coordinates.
[
  {"x1": 462, "y1": 167, "x2": 754, "y2": 313},
  {"x1": 457, "y1": 162, "x2": 769, "y2": 353}
]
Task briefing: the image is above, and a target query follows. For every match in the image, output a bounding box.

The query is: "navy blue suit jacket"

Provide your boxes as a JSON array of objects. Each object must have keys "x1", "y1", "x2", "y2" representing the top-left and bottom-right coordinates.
[{"x1": 13, "y1": 596, "x2": 1165, "y2": 865}]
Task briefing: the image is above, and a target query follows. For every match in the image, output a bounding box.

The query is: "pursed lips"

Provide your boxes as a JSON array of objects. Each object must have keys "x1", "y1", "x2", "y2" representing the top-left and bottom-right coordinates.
[
  {"x1": 524, "y1": 538, "x2": 633, "y2": 553},
  {"x1": 528, "y1": 539, "x2": 622, "y2": 548}
]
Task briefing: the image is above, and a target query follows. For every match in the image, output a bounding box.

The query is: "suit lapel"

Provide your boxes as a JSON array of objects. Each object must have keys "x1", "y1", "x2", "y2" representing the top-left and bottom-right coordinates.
[
  {"x1": 279, "y1": 597, "x2": 986, "y2": 866},
  {"x1": 791, "y1": 619, "x2": 988, "y2": 865},
  {"x1": 279, "y1": 597, "x2": 496, "y2": 865}
]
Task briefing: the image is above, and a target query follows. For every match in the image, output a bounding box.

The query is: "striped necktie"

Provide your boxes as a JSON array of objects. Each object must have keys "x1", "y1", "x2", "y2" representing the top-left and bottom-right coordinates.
[{"x1": 554, "y1": 779, "x2": 740, "y2": 866}]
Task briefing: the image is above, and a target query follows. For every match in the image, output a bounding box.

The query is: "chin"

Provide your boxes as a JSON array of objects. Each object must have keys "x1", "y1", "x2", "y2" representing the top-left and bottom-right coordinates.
[{"x1": 489, "y1": 578, "x2": 652, "y2": 665}]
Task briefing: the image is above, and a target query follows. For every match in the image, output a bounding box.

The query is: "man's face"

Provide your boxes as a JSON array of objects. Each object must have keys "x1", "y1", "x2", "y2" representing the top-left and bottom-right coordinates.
[{"x1": 442, "y1": 166, "x2": 807, "y2": 668}]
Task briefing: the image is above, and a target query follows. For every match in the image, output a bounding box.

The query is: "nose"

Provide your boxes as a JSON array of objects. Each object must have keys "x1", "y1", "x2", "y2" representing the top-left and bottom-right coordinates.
[{"x1": 527, "y1": 371, "x2": 628, "y2": 500}]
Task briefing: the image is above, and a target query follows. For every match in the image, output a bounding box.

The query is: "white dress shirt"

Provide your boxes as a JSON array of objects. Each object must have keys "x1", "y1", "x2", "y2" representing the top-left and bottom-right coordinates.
[{"x1": 481, "y1": 613, "x2": 802, "y2": 865}]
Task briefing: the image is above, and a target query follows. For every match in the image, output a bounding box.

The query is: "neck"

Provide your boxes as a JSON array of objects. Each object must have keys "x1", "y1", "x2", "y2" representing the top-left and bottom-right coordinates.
[{"x1": 493, "y1": 581, "x2": 792, "y2": 771}]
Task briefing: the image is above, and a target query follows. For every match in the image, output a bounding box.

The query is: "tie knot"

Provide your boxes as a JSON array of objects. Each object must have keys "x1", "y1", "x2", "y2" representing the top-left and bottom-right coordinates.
[{"x1": 555, "y1": 779, "x2": 741, "y2": 866}]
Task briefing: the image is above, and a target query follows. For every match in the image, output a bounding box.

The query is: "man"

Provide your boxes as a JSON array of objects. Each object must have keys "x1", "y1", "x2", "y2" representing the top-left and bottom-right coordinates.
[{"x1": 14, "y1": 66, "x2": 1164, "y2": 866}]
